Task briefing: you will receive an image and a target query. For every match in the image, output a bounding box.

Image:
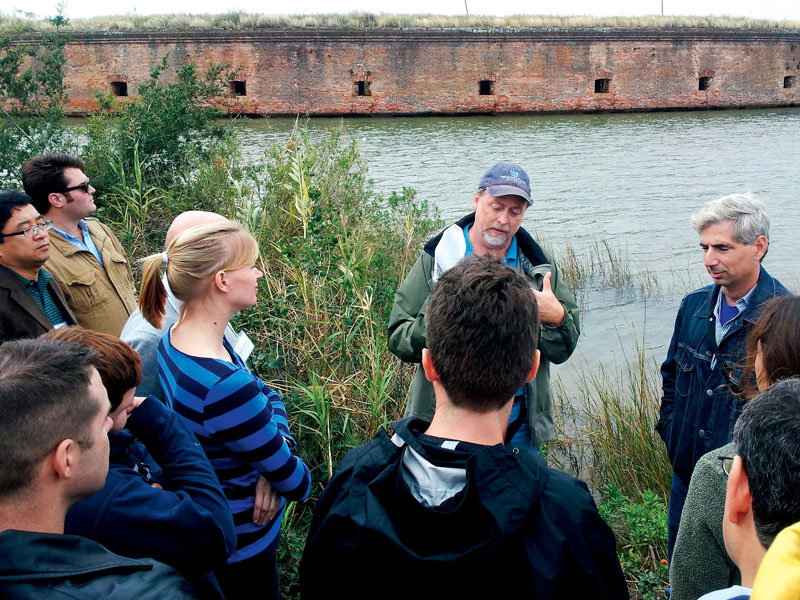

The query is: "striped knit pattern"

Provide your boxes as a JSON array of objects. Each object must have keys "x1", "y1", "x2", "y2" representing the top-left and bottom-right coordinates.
[
  {"x1": 158, "y1": 331, "x2": 311, "y2": 563},
  {"x1": 3, "y1": 266, "x2": 67, "y2": 327}
]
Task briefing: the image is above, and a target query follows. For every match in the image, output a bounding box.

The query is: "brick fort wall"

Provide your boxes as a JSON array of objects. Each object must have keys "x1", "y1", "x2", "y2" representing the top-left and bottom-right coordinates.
[{"x1": 56, "y1": 27, "x2": 800, "y2": 115}]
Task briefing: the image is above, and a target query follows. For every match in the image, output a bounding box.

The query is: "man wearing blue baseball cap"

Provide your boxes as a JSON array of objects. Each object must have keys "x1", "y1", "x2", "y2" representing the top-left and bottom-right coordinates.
[{"x1": 388, "y1": 162, "x2": 580, "y2": 452}]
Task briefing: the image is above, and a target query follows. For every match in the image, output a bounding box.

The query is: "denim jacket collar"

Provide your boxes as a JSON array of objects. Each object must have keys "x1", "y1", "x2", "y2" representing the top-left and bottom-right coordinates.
[{"x1": 692, "y1": 265, "x2": 780, "y2": 328}]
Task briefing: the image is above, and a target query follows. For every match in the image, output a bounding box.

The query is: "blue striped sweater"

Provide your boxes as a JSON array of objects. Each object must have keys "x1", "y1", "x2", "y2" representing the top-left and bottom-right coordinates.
[{"x1": 159, "y1": 330, "x2": 311, "y2": 563}]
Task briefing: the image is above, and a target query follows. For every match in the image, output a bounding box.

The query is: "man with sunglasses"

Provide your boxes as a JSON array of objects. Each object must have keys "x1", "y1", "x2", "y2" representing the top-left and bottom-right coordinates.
[
  {"x1": 22, "y1": 154, "x2": 136, "y2": 337},
  {"x1": 0, "y1": 191, "x2": 77, "y2": 344}
]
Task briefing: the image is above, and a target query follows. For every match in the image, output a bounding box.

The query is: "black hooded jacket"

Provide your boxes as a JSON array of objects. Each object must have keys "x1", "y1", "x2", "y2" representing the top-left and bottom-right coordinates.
[{"x1": 301, "y1": 418, "x2": 628, "y2": 599}]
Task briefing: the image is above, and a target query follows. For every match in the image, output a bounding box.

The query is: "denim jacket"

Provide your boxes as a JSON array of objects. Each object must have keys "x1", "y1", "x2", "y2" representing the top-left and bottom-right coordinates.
[{"x1": 657, "y1": 266, "x2": 788, "y2": 484}]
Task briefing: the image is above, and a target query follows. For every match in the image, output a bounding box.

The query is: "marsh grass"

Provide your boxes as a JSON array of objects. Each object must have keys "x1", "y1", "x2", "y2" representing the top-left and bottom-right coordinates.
[
  {"x1": 549, "y1": 330, "x2": 671, "y2": 502},
  {"x1": 548, "y1": 328, "x2": 671, "y2": 599},
  {"x1": 4, "y1": 11, "x2": 800, "y2": 32},
  {"x1": 534, "y1": 229, "x2": 662, "y2": 312},
  {"x1": 227, "y1": 124, "x2": 442, "y2": 484}
]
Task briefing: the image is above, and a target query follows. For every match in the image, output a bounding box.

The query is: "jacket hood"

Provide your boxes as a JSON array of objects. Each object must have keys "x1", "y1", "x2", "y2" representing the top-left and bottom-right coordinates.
[{"x1": 346, "y1": 418, "x2": 549, "y2": 561}]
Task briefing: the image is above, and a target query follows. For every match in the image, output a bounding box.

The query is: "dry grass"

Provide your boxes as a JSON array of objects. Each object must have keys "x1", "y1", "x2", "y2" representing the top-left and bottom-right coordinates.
[{"x1": 2, "y1": 11, "x2": 800, "y2": 32}]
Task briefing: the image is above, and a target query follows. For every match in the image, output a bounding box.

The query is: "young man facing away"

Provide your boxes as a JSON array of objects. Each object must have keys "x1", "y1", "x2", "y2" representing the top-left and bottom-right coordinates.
[{"x1": 301, "y1": 256, "x2": 627, "y2": 599}]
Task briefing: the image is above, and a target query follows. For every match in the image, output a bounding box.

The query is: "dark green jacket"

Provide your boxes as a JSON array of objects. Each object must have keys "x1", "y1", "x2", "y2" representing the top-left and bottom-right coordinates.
[{"x1": 387, "y1": 213, "x2": 580, "y2": 446}]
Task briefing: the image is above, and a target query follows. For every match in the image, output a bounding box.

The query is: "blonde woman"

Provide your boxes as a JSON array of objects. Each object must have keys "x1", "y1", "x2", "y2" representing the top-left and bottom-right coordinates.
[{"x1": 140, "y1": 221, "x2": 311, "y2": 600}]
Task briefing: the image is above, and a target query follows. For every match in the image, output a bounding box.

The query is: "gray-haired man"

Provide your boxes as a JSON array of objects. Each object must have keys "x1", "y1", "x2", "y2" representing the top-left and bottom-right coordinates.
[
  {"x1": 657, "y1": 193, "x2": 789, "y2": 559},
  {"x1": 388, "y1": 162, "x2": 580, "y2": 452}
]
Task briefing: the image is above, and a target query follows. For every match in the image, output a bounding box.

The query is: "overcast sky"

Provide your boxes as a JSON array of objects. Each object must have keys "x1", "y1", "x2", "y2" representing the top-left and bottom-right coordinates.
[{"x1": 8, "y1": 0, "x2": 800, "y2": 22}]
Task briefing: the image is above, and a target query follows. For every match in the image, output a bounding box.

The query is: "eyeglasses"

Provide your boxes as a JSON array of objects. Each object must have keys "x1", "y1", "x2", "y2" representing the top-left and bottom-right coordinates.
[
  {"x1": 718, "y1": 454, "x2": 735, "y2": 476},
  {"x1": 0, "y1": 220, "x2": 52, "y2": 239},
  {"x1": 61, "y1": 180, "x2": 91, "y2": 194}
]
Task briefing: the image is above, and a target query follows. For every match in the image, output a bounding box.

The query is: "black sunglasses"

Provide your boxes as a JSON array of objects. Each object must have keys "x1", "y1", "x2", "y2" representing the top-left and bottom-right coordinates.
[{"x1": 61, "y1": 180, "x2": 91, "y2": 194}]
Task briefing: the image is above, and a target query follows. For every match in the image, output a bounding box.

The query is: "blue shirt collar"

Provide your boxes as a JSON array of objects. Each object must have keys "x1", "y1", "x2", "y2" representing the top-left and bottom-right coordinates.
[
  {"x1": 463, "y1": 224, "x2": 518, "y2": 266},
  {"x1": 50, "y1": 220, "x2": 90, "y2": 245}
]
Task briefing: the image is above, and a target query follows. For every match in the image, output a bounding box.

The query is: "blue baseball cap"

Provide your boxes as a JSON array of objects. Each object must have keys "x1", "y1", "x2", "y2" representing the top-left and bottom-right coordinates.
[{"x1": 478, "y1": 162, "x2": 532, "y2": 205}]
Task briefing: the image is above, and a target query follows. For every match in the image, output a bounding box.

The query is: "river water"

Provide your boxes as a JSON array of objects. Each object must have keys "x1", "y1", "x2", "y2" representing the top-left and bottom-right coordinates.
[{"x1": 235, "y1": 108, "x2": 800, "y2": 394}]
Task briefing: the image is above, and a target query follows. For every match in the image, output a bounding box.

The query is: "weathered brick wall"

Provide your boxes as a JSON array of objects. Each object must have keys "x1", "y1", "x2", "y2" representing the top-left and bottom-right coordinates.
[{"x1": 58, "y1": 28, "x2": 800, "y2": 115}]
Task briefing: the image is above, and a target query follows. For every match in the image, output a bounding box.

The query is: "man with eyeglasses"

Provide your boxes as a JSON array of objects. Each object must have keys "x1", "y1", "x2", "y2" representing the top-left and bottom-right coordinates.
[
  {"x1": 695, "y1": 378, "x2": 800, "y2": 599},
  {"x1": 22, "y1": 154, "x2": 136, "y2": 337},
  {"x1": 0, "y1": 191, "x2": 76, "y2": 344}
]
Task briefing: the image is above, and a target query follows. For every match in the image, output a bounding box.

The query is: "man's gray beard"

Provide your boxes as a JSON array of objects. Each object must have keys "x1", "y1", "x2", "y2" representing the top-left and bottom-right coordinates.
[{"x1": 482, "y1": 229, "x2": 509, "y2": 248}]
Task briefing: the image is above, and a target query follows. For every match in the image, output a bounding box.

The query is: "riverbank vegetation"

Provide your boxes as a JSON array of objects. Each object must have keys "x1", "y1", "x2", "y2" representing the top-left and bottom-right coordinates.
[
  {"x1": 2, "y1": 10, "x2": 799, "y2": 32},
  {"x1": 548, "y1": 329, "x2": 671, "y2": 598},
  {"x1": 0, "y1": 38, "x2": 671, "y2": 598}
]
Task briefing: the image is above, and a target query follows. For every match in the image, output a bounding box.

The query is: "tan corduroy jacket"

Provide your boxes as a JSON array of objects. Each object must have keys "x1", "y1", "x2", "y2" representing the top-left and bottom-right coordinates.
[{"x1": 45, "y1": 217, "x2": 137, "y2": 337}]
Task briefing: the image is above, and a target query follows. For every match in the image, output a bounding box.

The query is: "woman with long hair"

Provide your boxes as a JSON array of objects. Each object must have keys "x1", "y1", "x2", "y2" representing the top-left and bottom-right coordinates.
[
  {"x1": 140, "y1": 221, "x2": 311, "y2": 600},
  {"x1": 670, "y1": 295, "x2": 800, "y2": 600}
]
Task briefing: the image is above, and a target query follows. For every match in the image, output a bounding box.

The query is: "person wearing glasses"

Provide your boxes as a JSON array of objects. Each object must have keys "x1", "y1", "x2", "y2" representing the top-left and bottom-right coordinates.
[
  {"x1": 694, "y1": 377, "x2": 800, "y2": 600},
  {"x1": 22, "y1": 153, "x2": 136, "y2": 337},
  {"x1": 0, "y1": 190, "x2": 76, "y2": 344},
  {"x1": 670, "y1": 295, "x2": 800, "y2": 600}
]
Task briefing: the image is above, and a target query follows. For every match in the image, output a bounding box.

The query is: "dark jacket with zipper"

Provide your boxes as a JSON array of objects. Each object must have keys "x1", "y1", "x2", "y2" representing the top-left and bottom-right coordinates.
[
  {"x1": 65, "y1": 397, "x2": 236, "y2": 599},
  {"x1": 301, "y1": 418, "x2": 627, "y2": 600},
  {"x1": 0, "y1": 529, "x2": 196, "y2": 599}
]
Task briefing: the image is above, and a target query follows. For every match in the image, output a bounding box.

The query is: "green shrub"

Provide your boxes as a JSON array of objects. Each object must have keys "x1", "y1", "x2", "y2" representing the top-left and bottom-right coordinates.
[
  {"x1": 600, "y1": 485, "x2": 669, "y2": 600},
  {"x1": 0, "y1": 13, "x2": 76, "y2": 187},
  {"x1": 228, "y1": 126, "x2": 442, "y2": 597},
  {"x1": 84, "y1": 54, "x2": 235, "y2": 195}
]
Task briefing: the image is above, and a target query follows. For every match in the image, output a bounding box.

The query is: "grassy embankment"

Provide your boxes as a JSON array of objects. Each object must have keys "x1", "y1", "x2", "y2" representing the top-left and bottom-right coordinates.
[{"x1": 2, "y1": 11, "x2": 800, "y2": 31}]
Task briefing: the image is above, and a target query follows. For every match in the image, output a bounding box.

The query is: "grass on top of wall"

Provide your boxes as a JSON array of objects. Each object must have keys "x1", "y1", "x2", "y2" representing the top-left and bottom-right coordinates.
[{"x1": 3, "y1": 11, "x2": 800, "y2": 32}]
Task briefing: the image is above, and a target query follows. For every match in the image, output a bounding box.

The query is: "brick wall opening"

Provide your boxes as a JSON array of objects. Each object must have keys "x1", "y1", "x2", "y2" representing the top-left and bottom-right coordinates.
[
  {"x1": 479, "y1": 79, "x2": 494, "y2": 95},
  {"x1": 110, "y1": 81, "x2": 128, "y2": 97},
  {"x1": 594, "y1": 78, "x2": 610, "y2": 93},
  {"x1": 230, "y1": 80, "x2": 247, "y2": 96},
  {"x1": 785, "y1": 76, "x2": 796, "y2": 89},
  {"x1": 355, "y1": 80, "x2": 371, "y2": 96},
  {"x1": 699, "y1": 76, "x2": 712, "y2": 91}
]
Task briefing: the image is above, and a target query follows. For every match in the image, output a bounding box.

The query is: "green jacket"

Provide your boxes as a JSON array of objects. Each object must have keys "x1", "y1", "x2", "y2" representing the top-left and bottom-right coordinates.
[{"x1": 387, "y1": 213, "x2": 580, "y2": 447}]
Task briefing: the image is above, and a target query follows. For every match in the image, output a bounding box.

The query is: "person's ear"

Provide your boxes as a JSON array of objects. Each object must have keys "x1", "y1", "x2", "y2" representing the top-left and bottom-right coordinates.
[
  {"x1": 214, "y1": 270, "x2": 228, "y2": 294},
  {"x1": 526, "y1": 349, "x2": 541, "y2": 383},
  {"x1": 753, "y1": 235, "x2": 768, "y2": 261},
  {"x1": 472, "y1": 192, "x2": 481, "y2": 213},
  {"x1": 725, "y1": 455, "x2": 752, "y2": 525},
  {"x1": 48, "y1": 192, "x2": 65, "y2": 210},
  {"x1": 422, "y1": 348, "x2": 440, "y2": 384},
  {"x1": 51, "y1": 438, "x2": 77, "y2": 480}
]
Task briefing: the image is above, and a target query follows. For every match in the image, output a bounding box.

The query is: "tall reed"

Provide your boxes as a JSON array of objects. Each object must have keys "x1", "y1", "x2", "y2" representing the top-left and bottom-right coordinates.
[{"x1": 550, "y1": 330, "x2": 671, "y2": 502}]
